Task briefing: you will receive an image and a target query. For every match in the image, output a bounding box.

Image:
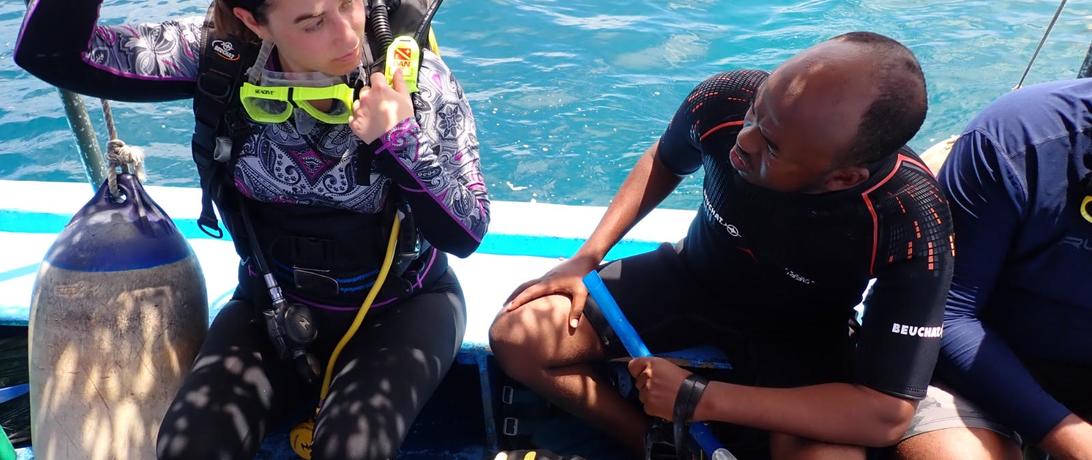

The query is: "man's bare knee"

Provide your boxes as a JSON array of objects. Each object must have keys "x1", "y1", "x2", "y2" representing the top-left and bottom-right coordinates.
[
  {"x1": 489, "y1": 296, "x2": 568, "y2": 377},
  {"x1": 489, "y1": 295, "x2": 604, "y2": 379},
  {"x1": 489, "y1": 308, "x2": 533, "y2": 380},
  {"x1": 488, "y1": 305, "x2": 520, "y2": 355},
  {"x1": 490, "y1": 295, "x2": 564, "y2": 347}
]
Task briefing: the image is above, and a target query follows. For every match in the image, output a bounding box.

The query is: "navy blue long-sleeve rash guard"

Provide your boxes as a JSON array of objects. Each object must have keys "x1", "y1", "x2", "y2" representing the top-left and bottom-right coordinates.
[{"x1": 936, "y1": 78, "x2": 1092, "y2": 443}]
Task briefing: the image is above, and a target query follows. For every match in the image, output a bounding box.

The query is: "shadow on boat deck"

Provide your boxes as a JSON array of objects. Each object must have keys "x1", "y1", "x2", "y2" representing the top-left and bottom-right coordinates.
[{"x1": 0, "y1": 326, "x2": 630, "y2": 460}]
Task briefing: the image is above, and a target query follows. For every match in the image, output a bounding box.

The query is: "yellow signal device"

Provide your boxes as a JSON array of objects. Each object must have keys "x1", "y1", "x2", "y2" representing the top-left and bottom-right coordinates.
[{"x1": 385, "y1": 35, "x2": 421, "y2": 93}]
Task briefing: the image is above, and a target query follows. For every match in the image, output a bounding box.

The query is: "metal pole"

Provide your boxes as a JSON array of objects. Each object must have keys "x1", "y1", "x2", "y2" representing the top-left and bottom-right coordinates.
[
  {"x1": 58, "y1": 91, "x2": 107, "y2": 187},
  {"x1": 1079, "y1": 41, "x2": 1092, "y2": 79},
  {"x1": 23, "y1": 0, "x2": 106, "y2": 189}
]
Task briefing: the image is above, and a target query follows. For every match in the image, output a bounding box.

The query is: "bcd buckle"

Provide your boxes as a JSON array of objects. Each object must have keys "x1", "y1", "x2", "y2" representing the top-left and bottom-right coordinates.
[
  {"x1": 293, "y1": 268, "x2": 341, "y2": 298},
  {"x1": 213, "y1": 136, "x2": 233, "y2": 163},
  {"x1": 502, "y1": 417, "x2": 519, "y2": 437}
]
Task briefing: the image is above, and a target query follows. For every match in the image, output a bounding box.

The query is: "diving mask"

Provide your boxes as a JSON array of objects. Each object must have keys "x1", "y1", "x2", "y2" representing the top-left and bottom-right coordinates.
[
  {"x1": 239, "y1": 39, "x2": 368, "y2": 125},
  {"x1": 240, "y1": 80, "x2": 355, "y2": 124}
]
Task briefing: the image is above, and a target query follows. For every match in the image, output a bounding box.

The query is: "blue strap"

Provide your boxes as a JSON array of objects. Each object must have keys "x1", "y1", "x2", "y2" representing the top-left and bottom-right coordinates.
[{"x1": 0, "y1": 384, "x2": 28, "y2": 405}]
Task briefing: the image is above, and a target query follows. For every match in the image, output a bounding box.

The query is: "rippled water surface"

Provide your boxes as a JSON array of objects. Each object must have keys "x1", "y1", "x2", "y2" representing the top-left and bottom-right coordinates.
[{"x1": 1, "y1": 0, "x2": 1089, "y2": 208}]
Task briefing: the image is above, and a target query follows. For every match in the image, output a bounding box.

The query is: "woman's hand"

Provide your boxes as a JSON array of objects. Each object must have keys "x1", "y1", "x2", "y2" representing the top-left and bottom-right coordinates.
[{"x1": 350, "y1": 70, "x2": 414, "y2": 143}]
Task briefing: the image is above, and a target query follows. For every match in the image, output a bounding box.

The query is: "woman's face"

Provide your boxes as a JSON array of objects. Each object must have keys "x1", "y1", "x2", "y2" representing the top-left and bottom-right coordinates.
[{"x1": 246, "y1": 0, "x2": 366, "y2": 75}]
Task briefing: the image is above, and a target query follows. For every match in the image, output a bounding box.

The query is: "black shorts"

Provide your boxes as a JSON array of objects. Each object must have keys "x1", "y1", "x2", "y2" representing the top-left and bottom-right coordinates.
[{"x1": 584, "y1": 242, "x2": 856, "y2": 389}]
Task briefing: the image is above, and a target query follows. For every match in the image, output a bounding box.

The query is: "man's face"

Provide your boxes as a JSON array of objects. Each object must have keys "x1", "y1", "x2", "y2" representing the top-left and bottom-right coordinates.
[{"x1": 729, "y1": 41, "x2": 878, "y2": 193}]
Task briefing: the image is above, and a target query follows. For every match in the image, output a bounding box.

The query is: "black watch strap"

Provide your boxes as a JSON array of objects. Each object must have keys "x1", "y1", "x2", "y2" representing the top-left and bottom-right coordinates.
[{"x1": 672, "y1": 374, "x2": 710, "y2": 459}]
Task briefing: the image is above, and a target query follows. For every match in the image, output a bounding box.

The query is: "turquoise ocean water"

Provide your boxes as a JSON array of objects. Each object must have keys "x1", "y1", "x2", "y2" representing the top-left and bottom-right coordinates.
[{"x1": 0, "y1": 0, "x2": 1088, "y2": 209}]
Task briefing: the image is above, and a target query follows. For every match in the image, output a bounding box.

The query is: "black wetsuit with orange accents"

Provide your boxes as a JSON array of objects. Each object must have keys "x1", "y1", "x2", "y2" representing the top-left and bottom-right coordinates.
[{"x1": 656, "y1": 70, "x2": 954, "y2": 400}]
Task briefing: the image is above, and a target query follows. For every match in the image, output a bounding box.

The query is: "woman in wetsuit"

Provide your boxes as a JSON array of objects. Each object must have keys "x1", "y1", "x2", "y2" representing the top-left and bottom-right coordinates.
[{"x1": 16, "y1": 0, "x2": 489, "y2": 458}]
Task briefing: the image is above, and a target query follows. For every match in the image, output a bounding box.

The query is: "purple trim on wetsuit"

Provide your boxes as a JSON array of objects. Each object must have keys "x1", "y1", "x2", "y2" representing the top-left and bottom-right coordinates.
[
  {"x1": 412, "y1": 247, "x2": 439, "y2": 290},
  {"x1": 381, "y1": 118, "x2": 483, "y2": 243}
]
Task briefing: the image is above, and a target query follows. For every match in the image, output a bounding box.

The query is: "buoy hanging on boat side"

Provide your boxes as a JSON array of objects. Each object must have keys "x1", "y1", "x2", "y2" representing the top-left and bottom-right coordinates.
[{"x1": 28, "y1": 173, "x2": 208, "y2": 460}]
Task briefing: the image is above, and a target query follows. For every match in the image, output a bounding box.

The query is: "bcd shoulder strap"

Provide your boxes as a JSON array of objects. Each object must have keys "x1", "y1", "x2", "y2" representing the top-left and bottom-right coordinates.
[{"x1": 192, "y1": 5, "x2": 259, "y2": 238}]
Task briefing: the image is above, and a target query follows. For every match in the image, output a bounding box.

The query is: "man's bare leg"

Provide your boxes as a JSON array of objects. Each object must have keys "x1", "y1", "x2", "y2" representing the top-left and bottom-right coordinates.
[{"x1": 490, "y1": 294, "x2": 648, "y2": 456}]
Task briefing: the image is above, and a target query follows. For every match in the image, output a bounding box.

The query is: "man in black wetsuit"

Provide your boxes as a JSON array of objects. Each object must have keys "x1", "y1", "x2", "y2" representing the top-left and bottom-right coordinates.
[{"x1": 490, "y1": 32, "x2": 954, "y2": 459}]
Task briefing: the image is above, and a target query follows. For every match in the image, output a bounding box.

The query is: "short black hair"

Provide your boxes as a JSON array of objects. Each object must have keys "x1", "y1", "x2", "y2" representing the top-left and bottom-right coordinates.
[{"x1": 830, "y1": 32, "x2": 927, "y2": 165}]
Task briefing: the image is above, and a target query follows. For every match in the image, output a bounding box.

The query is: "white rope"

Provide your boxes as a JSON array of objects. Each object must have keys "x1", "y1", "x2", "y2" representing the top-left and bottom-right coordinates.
[
  {"x1": 101, "y1": 100, "x2": 146, "y2": 201},
  {"x1": 106, "y1": 139, "x2": 146, "y2": 200}
]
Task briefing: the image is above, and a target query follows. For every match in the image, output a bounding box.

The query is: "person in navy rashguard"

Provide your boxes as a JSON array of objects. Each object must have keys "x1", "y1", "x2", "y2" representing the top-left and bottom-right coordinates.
[{"x1": 895, "y1": 79, "x2": 1092, "y2": 460}]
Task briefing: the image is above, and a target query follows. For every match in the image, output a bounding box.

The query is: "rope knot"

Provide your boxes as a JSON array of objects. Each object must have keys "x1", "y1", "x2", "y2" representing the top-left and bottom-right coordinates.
[{"x1": 106, "y1": 138, "x2": 146, "y2": 201}]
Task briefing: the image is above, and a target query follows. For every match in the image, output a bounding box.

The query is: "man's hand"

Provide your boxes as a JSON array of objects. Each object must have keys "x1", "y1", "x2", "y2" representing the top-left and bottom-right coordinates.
[
  {"x1": 503, "y1": 254, "x2": 600, "y2": 330},
  {"x1": 628, "y1": 356, "x2": 695, "y2": 421},
  {"x1": 349, "y1": 70, "x2": 414, "y2": 144}
]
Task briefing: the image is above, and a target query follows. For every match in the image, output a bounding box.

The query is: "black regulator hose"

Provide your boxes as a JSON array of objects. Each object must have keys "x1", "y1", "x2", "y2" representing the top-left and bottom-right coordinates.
[{"x1": 368, "y1": 0, "x2": 396, "y2": 51}]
